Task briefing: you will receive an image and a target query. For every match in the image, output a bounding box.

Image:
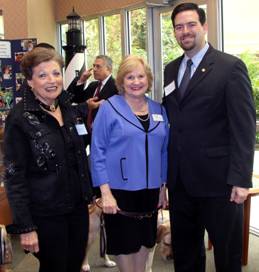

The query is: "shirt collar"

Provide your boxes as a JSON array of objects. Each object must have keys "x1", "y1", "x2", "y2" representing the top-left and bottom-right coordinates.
[
  {"x1": 100, "y1": 74, "x2": 111, "y2": 88},
  {"x1": 183, "y1": 42, "x2": 209, "y2": 68}
]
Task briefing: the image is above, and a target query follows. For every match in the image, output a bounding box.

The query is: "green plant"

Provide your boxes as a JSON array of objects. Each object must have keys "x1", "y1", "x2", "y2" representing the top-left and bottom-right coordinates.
[{"x1": 256, "y1": 131, "x2": 259, "y2": 144}]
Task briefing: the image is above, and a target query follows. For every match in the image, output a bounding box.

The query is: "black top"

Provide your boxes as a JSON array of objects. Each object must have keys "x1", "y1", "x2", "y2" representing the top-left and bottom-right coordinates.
[{"x1": 4, "y1": 89, "x2": 92, "y2": 234}]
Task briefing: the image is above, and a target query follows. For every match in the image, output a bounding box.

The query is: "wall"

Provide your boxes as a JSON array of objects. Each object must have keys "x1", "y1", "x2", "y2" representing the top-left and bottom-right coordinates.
[
  {"x1": 0, "y1": 0, "x2": 56, "y2": 46},
  {"x1": 0, "y1": 0, "x2": 28, "y2": 39},
  {"x1": 54, "y1": 0, "x2": 144, "y2": 22},
  {"x1": 27, "y1": 0, "x2": 57, "y2": 47}
]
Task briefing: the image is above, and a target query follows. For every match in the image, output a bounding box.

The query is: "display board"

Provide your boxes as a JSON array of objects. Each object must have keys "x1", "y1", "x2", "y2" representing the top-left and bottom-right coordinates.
[{"x1": 0, "y1": 38, "x2": 37, "y2": 126}]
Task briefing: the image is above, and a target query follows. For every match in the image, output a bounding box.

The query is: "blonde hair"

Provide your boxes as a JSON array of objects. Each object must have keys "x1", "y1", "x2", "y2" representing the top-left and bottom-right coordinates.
[{"x1": 116, "y1": 55, "x2": 153, "y2": 94}]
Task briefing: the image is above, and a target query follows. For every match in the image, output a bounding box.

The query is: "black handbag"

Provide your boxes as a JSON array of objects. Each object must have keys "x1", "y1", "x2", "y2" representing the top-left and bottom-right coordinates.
[{"x1": 0, "y1": 225, "x2": 12, "y2": 265}]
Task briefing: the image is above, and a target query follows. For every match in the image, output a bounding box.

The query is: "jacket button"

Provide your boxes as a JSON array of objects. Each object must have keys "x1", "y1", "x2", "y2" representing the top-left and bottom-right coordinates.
[{"x1": 81, "y1": 174, "x2": 85, "y2": 178}]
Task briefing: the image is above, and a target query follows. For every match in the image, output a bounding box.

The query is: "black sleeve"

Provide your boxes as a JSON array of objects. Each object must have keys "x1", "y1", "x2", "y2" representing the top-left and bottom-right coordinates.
[{"x1": 4, "y1": 113, "x2": 37, "y2": 234}]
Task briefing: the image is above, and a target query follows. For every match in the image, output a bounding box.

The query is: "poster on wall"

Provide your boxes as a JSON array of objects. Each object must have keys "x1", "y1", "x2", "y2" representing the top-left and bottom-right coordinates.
[{"x1": 0, "y1": 38, "x2": 37, "y2": 126}]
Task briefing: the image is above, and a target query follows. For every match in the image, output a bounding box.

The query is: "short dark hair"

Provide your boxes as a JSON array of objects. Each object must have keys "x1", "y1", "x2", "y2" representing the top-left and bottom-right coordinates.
[
  {"x1": 20, "y1": 47, "x2": 64, "y2": 80},
  {"x1": 171, "y1": 3, "x2": 206, "y2": 27}
]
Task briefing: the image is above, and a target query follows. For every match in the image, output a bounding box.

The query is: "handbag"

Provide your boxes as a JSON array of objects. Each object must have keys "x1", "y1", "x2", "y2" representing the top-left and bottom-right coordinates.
[{"x1": 0, "y1": 225, "x2": 12, "y2": 265}]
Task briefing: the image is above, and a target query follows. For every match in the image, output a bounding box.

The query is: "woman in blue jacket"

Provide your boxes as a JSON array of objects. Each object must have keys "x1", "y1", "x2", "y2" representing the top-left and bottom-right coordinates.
[{"x1": 91, "y1": 55, "x2": 169, "y2": 272}]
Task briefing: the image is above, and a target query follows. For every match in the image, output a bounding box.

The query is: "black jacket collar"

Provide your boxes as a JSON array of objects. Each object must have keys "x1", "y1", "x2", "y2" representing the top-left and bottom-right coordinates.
[{"x1": 22, "y1": 87, "x2": 73, "y2": 112}]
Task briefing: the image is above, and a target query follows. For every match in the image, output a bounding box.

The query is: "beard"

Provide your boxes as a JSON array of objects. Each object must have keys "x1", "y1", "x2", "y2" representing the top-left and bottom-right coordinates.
[{"x1": 178, "y1": 34, "x2": 196, "y2": 51}]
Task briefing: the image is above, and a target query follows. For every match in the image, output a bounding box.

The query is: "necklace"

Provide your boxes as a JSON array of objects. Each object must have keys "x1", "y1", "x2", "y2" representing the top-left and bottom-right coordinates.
[
  {"x1": 38, "y1": 99, "x2": 59, "y2": 112},
  {"x1": 135, "y1": 113, "x2": 150, "y2": 122}
]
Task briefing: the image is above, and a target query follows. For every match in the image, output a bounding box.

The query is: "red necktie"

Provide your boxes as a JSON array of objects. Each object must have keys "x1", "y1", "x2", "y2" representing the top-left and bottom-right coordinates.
[{"x1": 87, "y1": 81, "x2": 102, "y2": 131}]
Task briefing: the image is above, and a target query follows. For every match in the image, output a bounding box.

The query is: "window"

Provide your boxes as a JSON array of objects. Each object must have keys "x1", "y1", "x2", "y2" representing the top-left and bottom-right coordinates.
[
  {"x1": 222, "y1": 0, "x2": 259, "y2": 115},
  {"x1": 84, "y1": 18, "x2": 100, "y2": 69},
  {"x1": 129, "y1": 8, "x2": 147, "y2": 59},
  {"x1": 60, "y1": 23, "x2": 68, "y2": 57},
  {"x1": 104, "y1": 14, "x2": 122, "y2": 75},
  {"x1": 161, "y1": 10, "x2": 182, "y2": 68}
]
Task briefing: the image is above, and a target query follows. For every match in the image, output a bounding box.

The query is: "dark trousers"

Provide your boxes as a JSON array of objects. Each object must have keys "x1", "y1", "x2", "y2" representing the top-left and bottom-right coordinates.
[
  {"x1": 169, "y1": 190, "x2": 243, "y2": 272},
  {"x1": 33, "y1": 205, "x2": 89, "y2": 272}
]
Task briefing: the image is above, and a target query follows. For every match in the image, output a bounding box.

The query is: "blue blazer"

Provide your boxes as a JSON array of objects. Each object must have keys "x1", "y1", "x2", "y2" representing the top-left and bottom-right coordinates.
[{"x1": 91, "y1": 95, "x2": 169, "y2": 191}]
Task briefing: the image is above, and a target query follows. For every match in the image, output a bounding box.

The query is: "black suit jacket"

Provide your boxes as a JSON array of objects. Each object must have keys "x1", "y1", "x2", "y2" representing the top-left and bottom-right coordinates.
[
  {"x1": 163, "y1": 45, "x2": 256, "y2": 197},
  {"x1": 72, "y1": 76, "x2": 117, "y2": 100},
  {"x1": 71, "y1": 76, "x2": 118, "y2": 120}
]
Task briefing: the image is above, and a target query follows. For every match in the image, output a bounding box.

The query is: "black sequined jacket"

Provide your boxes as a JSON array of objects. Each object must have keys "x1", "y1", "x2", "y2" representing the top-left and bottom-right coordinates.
[{"x1": 4, "y1": 89, "x2": 92, "y2": 234}]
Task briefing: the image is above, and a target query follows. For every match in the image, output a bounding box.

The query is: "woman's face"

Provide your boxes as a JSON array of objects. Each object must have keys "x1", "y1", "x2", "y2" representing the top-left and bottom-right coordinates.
[
  {"x1": 123, "y1": 64, "x2": 148, "y2": 99},
  {"x1": 28, "y1": 60, "x2": 63, "y2": 105}
]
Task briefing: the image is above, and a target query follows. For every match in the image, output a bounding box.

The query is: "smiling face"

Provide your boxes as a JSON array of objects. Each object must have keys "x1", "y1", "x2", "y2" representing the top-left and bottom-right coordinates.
[
  {"x1": 27, "y1": 60, "x2": 63, "y2": 105},
  {"x1": 174, "y1": 10, "x2": 207, "y2": 57},
  {"x1": 122, "y1": 64, "x2": 148, "y2": 99}
]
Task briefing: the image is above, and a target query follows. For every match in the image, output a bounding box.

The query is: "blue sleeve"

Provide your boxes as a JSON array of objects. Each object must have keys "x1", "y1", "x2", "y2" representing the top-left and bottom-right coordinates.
[
  {"x1": 161, "y1": 105, "x2": 169, "y2": 184},
  {"x1": 90, "y1": 101, "x2": 112, "y2": 187}
]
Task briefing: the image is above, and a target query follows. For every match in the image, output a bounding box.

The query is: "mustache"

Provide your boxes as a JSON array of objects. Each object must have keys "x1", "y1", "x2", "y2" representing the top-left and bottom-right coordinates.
[{"x1": 181, "y1": 33, "x2": 194, "y2": 39}]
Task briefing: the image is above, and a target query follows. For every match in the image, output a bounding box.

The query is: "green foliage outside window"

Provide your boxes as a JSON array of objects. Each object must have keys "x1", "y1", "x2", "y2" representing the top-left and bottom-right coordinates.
[
  {"x1": 130, "y1": 8, "x2": 147, "y2": 60},
  {"x1": 239, "y1": 52, "x2": 259, "y2": 116},
  {"x1": 104, "y1": 14, "x2": 122, "y2": 76},
  {"x1": 85, "y1": 19, "x2": 99, "y2": 70},
  {"x1": 161, "y1": 11, "x2": 183, "y2": 68}
]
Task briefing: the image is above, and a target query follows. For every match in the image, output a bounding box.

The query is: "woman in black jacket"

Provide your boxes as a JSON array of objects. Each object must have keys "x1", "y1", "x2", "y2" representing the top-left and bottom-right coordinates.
[{"x1": 4, "y1": 47, "x2": 92, "y2": 272}]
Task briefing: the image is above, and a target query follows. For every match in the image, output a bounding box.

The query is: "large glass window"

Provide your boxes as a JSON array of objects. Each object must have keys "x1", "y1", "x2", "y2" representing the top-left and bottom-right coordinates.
[
  {"x1": 84, "y1": 18, "x2": 100, "y2": 69},
  {"x1": 222, "y1": 0, "x2": 259, "y2": 115},
  {"x1": 161, "y1": 10, "x2": 182, "y2": 68},
  {"x1": 129, "y1": 8, "x2": 147, "y2": 59},
  {"x1": 60, "y1": 24, "x2": 68, "y2": 56},
  {"x1": 104, "y1": 14, "x2": 122, "y2": 75}
]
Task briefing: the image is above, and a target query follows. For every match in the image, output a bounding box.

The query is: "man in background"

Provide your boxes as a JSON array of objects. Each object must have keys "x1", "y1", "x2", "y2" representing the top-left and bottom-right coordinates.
[{"x1": 71, "y1": 55, "x2": 118, "y2": 132}]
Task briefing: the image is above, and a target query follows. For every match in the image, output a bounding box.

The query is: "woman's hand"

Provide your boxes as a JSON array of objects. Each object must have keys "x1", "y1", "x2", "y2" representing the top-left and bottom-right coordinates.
[
  {"x1": 158, "y1": 184, "x2": 168, "y2": 209},
  {"x1": 20, "y1": 231, "x2": 39, "y2": 253},
  {"x1": 100, "y1": 184, "x2": 120, "y2": 214}
]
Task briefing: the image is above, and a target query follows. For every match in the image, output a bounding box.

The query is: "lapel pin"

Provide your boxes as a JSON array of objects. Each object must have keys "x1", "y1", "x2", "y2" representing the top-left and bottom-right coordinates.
[{"x1": 201, "y1": 68, "x2": 206, "y2": 72}]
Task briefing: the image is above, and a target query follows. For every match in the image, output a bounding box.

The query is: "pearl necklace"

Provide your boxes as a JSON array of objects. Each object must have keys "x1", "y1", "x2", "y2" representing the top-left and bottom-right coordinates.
[{"x1": 135, "y1": 113, "x2": 150, "y2": 122}]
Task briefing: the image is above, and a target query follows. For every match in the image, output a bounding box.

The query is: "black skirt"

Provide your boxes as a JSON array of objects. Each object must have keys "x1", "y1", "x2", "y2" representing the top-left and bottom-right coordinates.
[{"x1": 104, "y1": 188, "x2": 160, "y2": 255}]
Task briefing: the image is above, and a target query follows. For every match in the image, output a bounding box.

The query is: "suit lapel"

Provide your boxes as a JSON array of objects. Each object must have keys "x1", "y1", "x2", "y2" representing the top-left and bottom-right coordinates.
[
  {"x1": 164, "y1": 57, "x2": 182, "y2": 104},
  {"x1": 99, "y1": 77, "x2": 115, "y2": 99},
  {"x1": 180, "y1": 47, "x2": 214, "y2": 104}
]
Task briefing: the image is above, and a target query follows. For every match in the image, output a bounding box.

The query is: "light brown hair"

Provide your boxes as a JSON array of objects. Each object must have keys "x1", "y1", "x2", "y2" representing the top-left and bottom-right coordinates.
[{"x1": 116, "y1": 55, "x2": 153, "y2": 94}]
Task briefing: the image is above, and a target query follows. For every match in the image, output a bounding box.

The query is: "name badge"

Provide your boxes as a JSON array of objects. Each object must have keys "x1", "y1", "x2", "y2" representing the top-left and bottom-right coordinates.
[
  {"x1": 164, "y1": 80, "x2": 176, "y2": 96},
  {"x1": 75, "y1": 124, "x2": 88, "y2": 135},
  {"x1": 152, "y1": 114, "x2": 164, "y2": 122}
]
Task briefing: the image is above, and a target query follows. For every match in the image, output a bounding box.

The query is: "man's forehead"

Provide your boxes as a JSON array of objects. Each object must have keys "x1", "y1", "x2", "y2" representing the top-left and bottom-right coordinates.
[{"x1": 175, "y1": 10, "x2": 199, "y2": 22}]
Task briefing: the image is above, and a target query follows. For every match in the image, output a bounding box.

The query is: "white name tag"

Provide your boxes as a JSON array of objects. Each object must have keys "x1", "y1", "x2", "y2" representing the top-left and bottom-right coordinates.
[
  {"x1": 164, "y1": 80, "x2": 176, "y2": 96},
  {"x1": 75, "y1": 124, "x2": 88, "y2": 135},
  {"x1": 152, "y1": 114, "x2": 164, "y2": 122}
]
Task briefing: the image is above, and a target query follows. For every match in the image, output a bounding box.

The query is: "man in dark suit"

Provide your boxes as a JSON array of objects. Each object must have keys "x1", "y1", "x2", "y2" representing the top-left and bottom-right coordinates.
[
  {"x1": 72, "y1": 55, "x2": 118, "y2": 127},
  {"x1": 163, "y1": 3, "x2": 256, "y2": 272}
]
